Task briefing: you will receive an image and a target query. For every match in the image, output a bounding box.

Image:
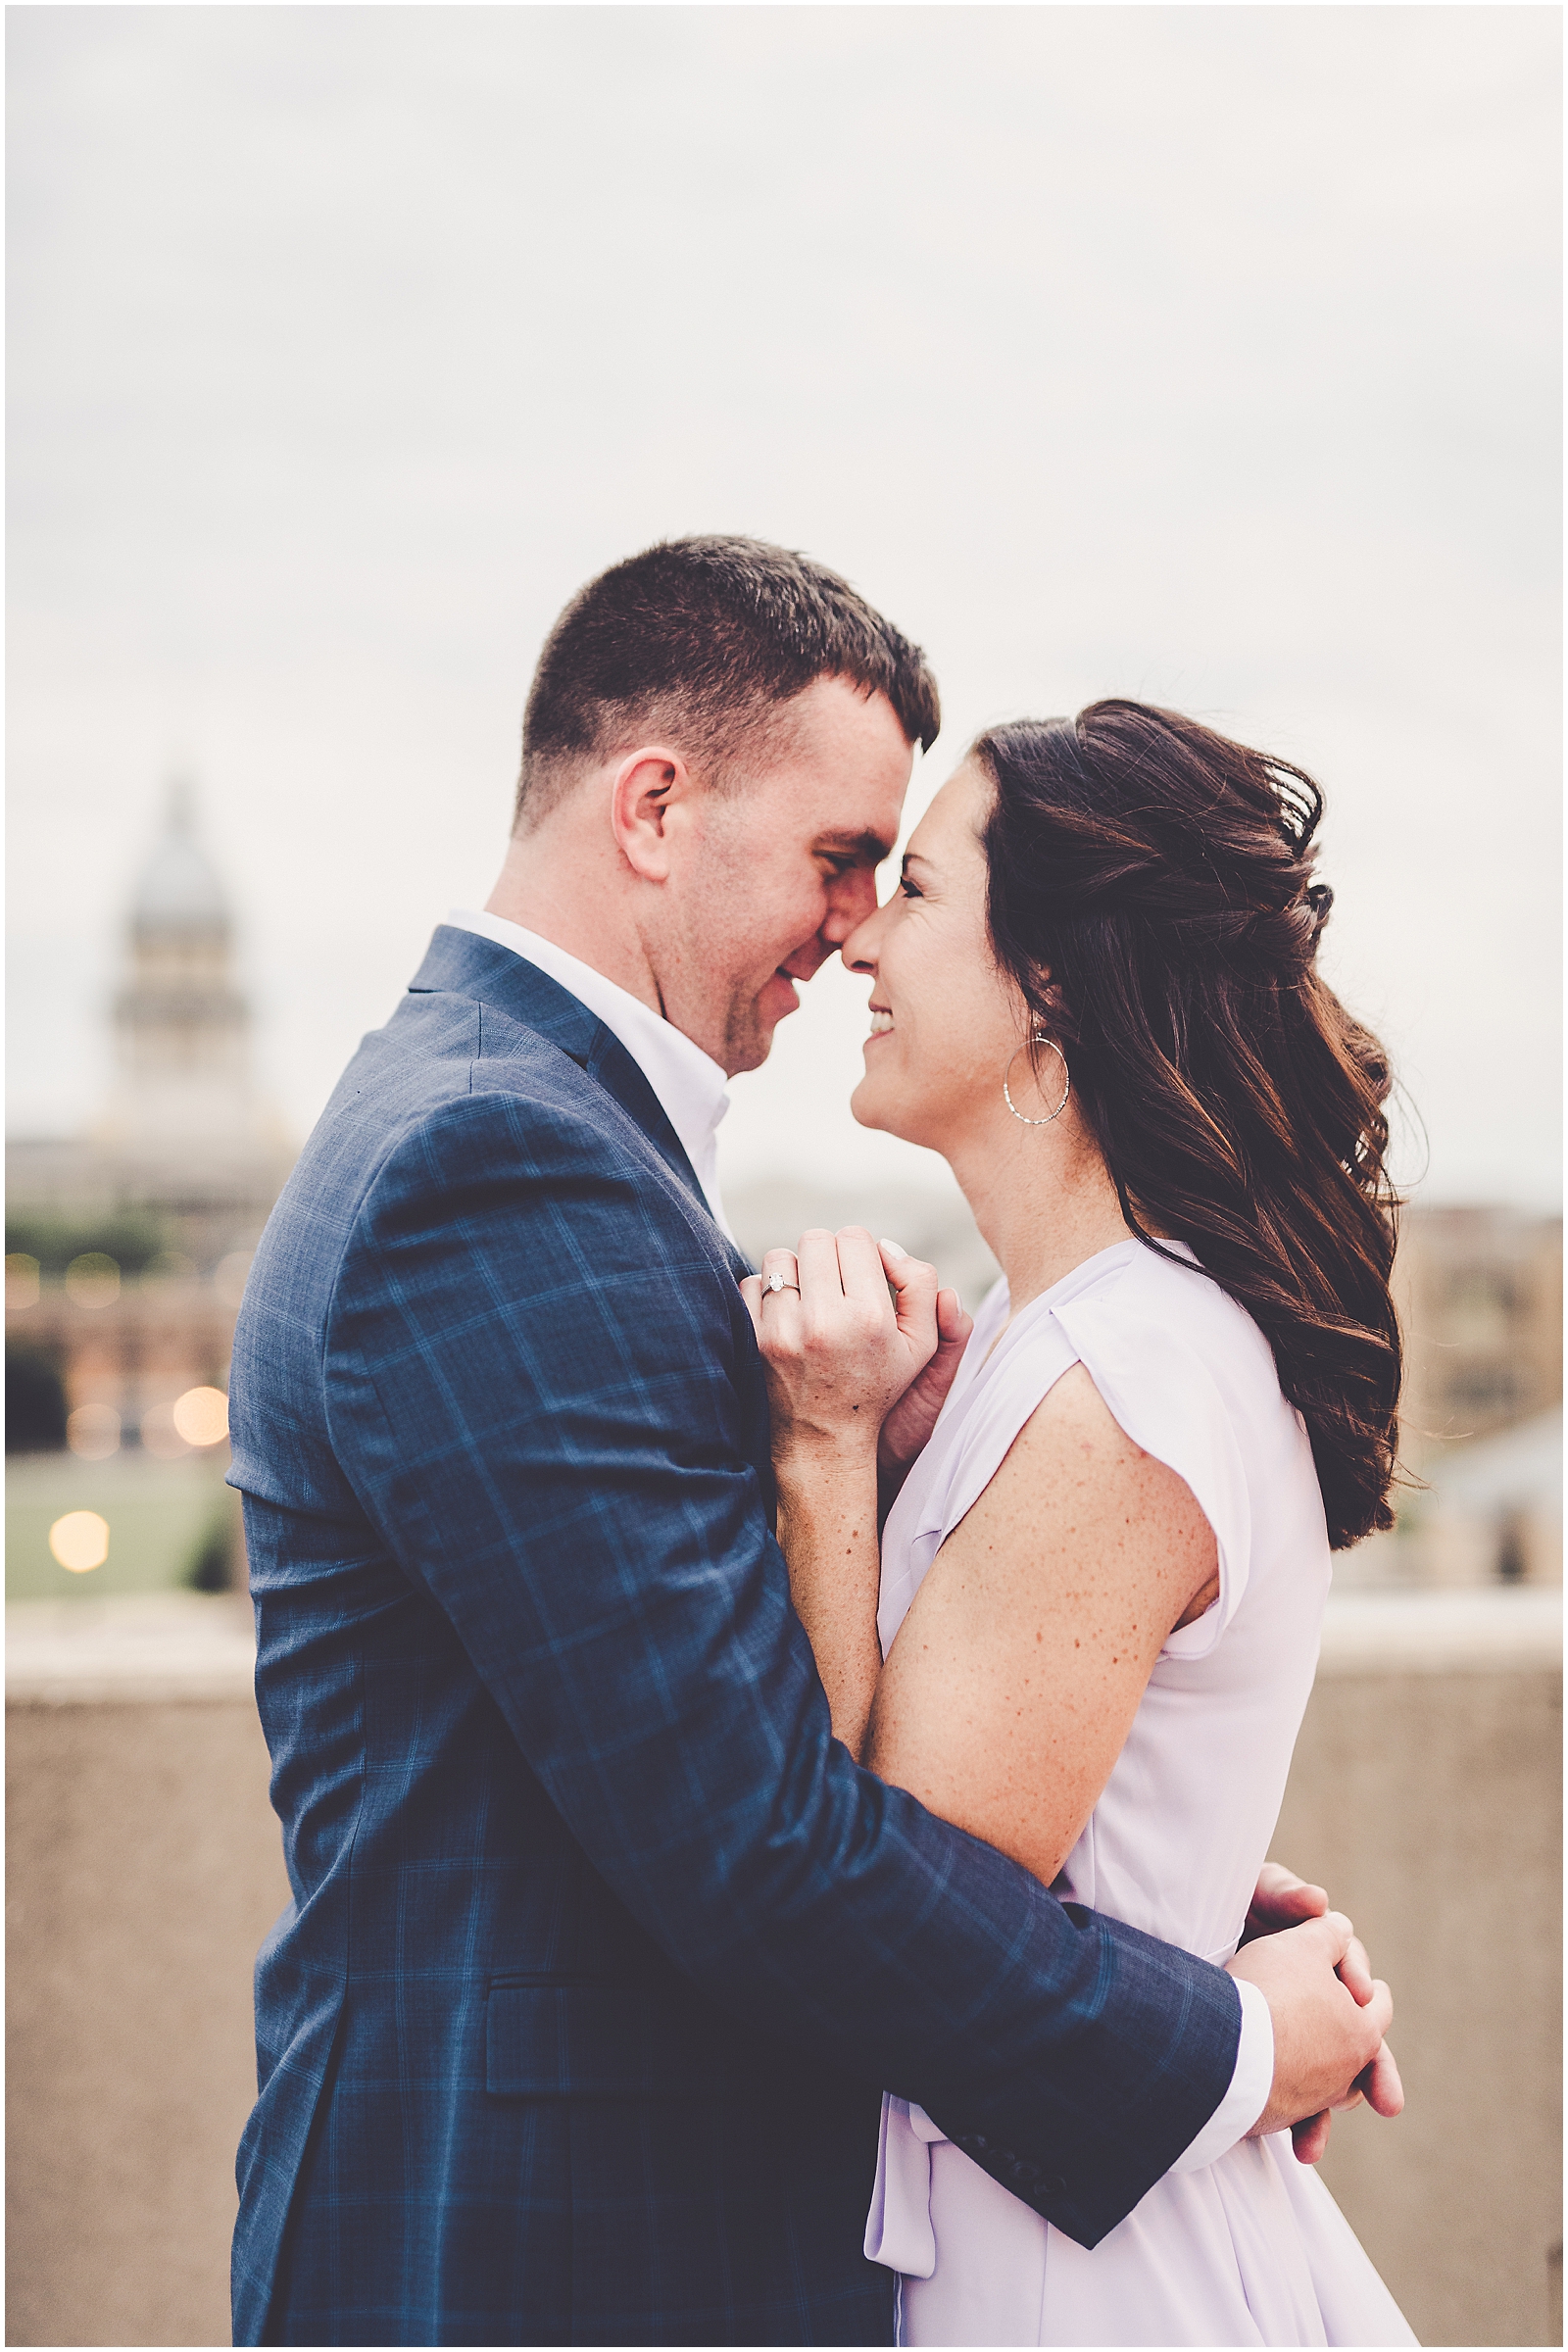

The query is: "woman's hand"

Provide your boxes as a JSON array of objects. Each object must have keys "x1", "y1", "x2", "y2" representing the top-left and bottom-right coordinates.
[
  {"x1": 740, "y1": 1228, "x2": 941, "y2": 1462},
  {"x1": 877, "y1": 1274, "x2": 973, "y2": 1508},
  {"x1": 739, "y1": 1226, "x2": 939, "y2": 1752}
]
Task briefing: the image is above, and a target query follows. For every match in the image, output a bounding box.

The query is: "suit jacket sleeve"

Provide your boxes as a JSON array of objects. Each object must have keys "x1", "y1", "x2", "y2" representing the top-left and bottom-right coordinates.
[{"x1": 322, "y1": 1084, "x2": 1243, "y2": 2248}]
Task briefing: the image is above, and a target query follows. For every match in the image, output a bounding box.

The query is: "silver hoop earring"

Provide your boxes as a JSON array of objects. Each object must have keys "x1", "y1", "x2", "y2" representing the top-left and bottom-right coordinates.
[{"x1": 1003, "y1": 1032, "x2": 1070, "y2": 1126}]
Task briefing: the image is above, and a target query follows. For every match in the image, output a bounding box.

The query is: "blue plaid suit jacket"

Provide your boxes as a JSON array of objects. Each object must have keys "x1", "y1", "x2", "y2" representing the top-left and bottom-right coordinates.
[{"x1": 228, "y1": 925, "x2": 1242, "y2": 2347}]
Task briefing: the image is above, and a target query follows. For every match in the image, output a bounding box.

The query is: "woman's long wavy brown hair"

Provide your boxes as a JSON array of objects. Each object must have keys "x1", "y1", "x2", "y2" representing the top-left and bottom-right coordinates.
[{"x1": 977, "y1": 700, "x2": 1401, "y2": 1550}]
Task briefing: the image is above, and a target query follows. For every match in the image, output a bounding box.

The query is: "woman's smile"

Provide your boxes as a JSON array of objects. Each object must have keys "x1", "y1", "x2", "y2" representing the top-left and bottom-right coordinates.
[{"x1": 843, "y1": 760, "x2": 1029, "y2": 1154}]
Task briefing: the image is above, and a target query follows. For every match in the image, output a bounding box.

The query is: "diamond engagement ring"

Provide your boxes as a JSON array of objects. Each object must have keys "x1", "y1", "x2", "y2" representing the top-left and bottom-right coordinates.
[{"x1": 763, "y1": 1271, "x2": 801, "y2": 1296}]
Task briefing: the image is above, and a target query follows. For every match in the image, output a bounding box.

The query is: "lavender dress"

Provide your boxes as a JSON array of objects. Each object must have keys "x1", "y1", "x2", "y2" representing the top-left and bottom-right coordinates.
[{"x1": 864, "y1": 1240, "x2": 1416, "y2": 2347}]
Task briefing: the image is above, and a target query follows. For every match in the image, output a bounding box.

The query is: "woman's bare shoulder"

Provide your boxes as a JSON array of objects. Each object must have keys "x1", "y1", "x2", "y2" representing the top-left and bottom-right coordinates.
[{"x1": 1004, "y1": 1360, "x2": 1212, "y2": 1529}]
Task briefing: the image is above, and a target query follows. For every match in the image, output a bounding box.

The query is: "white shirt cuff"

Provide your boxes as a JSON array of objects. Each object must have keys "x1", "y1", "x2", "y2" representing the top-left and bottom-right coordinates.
[{"x1": 1170, "y1": 1977, "x2": 1274, "y2": 2174}]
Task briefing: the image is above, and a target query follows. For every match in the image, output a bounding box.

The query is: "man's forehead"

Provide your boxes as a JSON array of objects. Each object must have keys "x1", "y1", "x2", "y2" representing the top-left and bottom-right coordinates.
[{"x1": 747, "y1": 678, "x2": 912, "y2": 852}]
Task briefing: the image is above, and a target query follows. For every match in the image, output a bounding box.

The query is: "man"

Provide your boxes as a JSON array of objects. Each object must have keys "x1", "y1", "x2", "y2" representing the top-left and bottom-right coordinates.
[{"x1": 230, "y1": 536, "x2": 1395, "y2": 2346}]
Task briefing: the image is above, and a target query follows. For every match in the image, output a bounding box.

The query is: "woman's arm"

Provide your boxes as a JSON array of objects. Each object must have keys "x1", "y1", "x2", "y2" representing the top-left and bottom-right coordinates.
[
  {"x1": 868, "y1": 1363, "x2": 1218, "y2": 1886},
  {"x1": 772, "y1": 1434, "x2": 884, "y2": 1755}
]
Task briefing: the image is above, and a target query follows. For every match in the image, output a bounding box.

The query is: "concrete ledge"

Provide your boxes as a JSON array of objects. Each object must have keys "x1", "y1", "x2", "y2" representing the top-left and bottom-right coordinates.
[
  {"x1": 1275, "y1": 1643, "x2": 1561, "y2": 2346},
  {"x1": 6, "y1": 1592, "x2": 257, "y2": 1705},
  {"x1": 1318, "y1": 1585, "x2": 1562, "y2": 1673},
  {"x1": 7, "y1": 1679, "x2": 289, "y2": 2345},
  {"x1": 9, "y1": 1587, "x2": 1558, "y2": 1706},
  {"x1": 5, "y1": 1585, "x2": 1560, "y2": 2345}
]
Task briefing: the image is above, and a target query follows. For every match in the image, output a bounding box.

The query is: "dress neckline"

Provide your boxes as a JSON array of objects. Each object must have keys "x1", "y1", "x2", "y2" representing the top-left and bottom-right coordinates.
[{"x1": 966, "y1": 1235, "x2": 1146, "y2": 1378}]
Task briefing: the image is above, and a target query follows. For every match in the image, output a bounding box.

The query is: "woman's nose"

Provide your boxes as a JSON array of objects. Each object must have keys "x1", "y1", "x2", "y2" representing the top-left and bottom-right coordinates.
[{"x1": 840, "y1": 897, "x2": 886, "y2": 974}]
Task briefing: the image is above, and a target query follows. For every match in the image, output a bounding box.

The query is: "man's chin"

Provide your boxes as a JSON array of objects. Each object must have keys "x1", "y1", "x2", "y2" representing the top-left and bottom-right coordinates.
[
  {"x1": 724, "y1": 986, "x2": 801, "y2": 1076},
  {"x1": 719, "y1": 1014, "x2": 776, "y2": 1078}
]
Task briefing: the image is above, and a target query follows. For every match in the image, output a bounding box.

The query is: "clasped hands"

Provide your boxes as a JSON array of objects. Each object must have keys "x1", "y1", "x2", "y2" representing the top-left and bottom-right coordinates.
[
  {"x1": 739, "y1": 1225, "x2": 967, "y2": 1497},
  {"x1": 1234, "y1": 1864, "x2": 1404, "y2": 2163}
]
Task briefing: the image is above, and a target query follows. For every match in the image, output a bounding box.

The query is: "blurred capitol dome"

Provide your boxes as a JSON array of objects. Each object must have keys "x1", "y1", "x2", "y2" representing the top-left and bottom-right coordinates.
[
  {"x1": 129, "y1": 777, "x2": 227, "y2": 926},
  {"x1": 6, "y1": 779, "x2": 299, "y2": 1509},
  {"x1": 8, "y1": 778, "x2": 295, "y2": 1275},
  {"x1": 99, "y1": 779, "x2": 283, "y2": 1166}
]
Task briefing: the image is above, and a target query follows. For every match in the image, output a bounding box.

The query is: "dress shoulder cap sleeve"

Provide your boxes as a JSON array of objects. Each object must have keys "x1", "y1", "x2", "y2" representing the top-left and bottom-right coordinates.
[{"x1": 1052, "y1": 1252, "x2": 1261, "y2": 1660}]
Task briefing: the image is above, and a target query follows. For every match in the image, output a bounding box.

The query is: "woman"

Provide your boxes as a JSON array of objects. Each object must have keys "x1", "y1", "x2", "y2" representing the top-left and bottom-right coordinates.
[{"x1": 742, "y1": 702, "x2": 1417, "y2": 2347}]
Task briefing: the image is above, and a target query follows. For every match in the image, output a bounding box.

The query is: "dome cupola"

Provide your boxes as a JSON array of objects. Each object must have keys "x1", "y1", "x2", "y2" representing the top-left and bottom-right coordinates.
[
  {"x1": 109, "y1": 779, "x2": 251, "y2": 1137},
  {"x1": 129, "y1": 780, "x2": 228, "y2": 940}
]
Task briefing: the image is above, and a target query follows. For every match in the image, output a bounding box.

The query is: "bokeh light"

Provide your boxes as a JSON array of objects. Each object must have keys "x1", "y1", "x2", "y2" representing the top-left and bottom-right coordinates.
[
  {"x1": 48, "y1": 1510, "x2": 110, "y2": 1572},
  {"x1": 5, "y1": 1251, "x2": 40, "y2": 1309},
  {"x1": 138, "y1": 1400, "x2": 188, "y2": 1458},
  {"x1": 64, "y1": 1251, "x2": 121, "y2": 1308},
  {"x1": 67, "y1": 1401, "x2": 122, "y2": 1460},
  {"x1": 172, "y1": 1385, "x2": 229, "y2": 1446}
]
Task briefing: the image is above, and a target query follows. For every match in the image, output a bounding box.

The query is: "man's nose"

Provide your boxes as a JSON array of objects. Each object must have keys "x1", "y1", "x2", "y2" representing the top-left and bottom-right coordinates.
[{"x1": 821, "y1": 869, "x2": 880, "y2": 945}]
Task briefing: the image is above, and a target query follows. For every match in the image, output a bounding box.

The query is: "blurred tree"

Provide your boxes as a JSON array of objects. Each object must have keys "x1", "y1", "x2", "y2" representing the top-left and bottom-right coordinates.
[
  {"x1": 5, "y1": 1213, "x2": 167, "y2": 1276},
  {"x1": 6, "y1": 1346, "x2": 68, "y2": 1453},
  {"x1": 186, "y1": 1504, "x2": 237, "y2": 1593}
]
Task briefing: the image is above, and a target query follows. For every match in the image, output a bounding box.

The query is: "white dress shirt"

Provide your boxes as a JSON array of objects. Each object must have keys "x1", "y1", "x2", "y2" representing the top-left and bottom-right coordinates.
[
  {"x1": 1170, "y1": 1976, "x2": 1273, "y2": 2170},
  {"x1": 446, "y1": 908, "x2": 736, "y2": 1241},
  {"x1": 447, "y1": 904, "x2": 1271, "y2": 2166}
]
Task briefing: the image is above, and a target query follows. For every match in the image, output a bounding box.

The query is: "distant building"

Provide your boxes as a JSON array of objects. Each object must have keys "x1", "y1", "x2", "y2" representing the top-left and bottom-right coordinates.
[
  {"x1": 1368, "y1": 1206, "x2": 1564, "y2": 1588},
  {"x1": 1394, "y1": 1205, "x2": 1562, "y2": 1461},
  {"x1": 1407, "y1": 1406, "x2": 1563, "y2": 1587},
  {"x1": 6, "y1": 784, "x2": 294, "y2": 1456}
]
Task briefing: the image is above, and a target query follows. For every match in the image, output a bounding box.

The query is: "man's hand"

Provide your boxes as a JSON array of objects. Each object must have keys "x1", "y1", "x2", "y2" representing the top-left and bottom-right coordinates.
[
  {"x1": 1238, "y1": 1864, "x2": 1405, "y2": 2161},
  {"x1": 1228, "y1": 1910, "x2": 1403, "y2": 2161}
]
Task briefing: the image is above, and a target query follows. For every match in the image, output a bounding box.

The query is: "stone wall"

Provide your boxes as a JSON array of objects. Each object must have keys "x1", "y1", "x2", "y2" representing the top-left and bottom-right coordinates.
[
  {"x1": 7, "y1": 1600, "x2": 284, "y2": 2349},
  {"x1": 6, "y1": 1590, "x2": 1561, "y2": 2347},
  {"x1": 1278, "y1": 1592, "x2": 1563, "y2": 2347}
]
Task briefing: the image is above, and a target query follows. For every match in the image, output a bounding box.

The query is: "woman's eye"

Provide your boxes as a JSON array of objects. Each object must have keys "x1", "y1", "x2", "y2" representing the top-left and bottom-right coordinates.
[{"x1": 898, "y1": 876, "x2": 922, "y2": 901}]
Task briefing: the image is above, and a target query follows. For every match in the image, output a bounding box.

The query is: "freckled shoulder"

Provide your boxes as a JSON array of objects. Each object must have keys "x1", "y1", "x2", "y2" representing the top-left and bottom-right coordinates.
[
  {"x1": 1029, "y1": 1360, "x2": 1148, "y2": 1463},
  {"x1": 980, "y1": 1359, "x2": 1217, "y2": 1570}
]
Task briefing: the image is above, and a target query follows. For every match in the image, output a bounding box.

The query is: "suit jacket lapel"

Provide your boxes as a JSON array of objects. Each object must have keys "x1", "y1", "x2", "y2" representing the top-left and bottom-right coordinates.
[{"x1": 409, "y1": 927, "x2": 751, "y2": 1276}]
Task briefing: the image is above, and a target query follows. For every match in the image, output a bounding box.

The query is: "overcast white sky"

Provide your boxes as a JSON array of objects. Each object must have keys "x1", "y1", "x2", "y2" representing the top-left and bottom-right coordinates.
[{"x1": 8, "y1": 5, "x2": 1561, "y2": 1212}]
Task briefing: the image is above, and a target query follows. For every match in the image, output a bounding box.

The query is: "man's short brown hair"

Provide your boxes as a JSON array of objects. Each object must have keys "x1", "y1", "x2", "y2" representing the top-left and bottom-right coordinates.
[{"x1": 514, "y1": 535, "x2": 941, "y2": 829}]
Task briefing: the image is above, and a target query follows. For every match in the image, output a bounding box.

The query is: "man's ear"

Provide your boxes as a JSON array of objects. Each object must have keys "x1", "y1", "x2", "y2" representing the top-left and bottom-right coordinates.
[{"x1": 610, "y1": 747, "x2": 690, "y2": 883}]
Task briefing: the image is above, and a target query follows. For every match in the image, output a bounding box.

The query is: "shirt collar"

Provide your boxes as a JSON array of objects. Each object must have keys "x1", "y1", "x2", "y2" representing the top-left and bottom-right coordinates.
[{"x1": 446, "y1": 909, "x2": 734, "y2": 1240}]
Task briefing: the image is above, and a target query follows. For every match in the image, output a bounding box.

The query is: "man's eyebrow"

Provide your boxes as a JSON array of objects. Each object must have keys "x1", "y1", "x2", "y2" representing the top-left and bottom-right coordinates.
[{"x1": 815, "y1": 828, "x2": 896, "y2": 862}]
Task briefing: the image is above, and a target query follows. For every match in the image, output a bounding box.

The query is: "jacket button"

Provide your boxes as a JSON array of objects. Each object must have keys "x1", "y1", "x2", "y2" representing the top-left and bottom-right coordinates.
[{"x1": 1039, "y1": 2173, "x2": 1066, "y2": 2198}]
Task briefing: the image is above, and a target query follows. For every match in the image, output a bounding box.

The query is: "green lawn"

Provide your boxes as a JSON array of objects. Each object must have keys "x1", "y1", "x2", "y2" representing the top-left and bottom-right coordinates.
[{"x1": 5, "y1": 1449, "x2": 239, "y2": 1599}]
